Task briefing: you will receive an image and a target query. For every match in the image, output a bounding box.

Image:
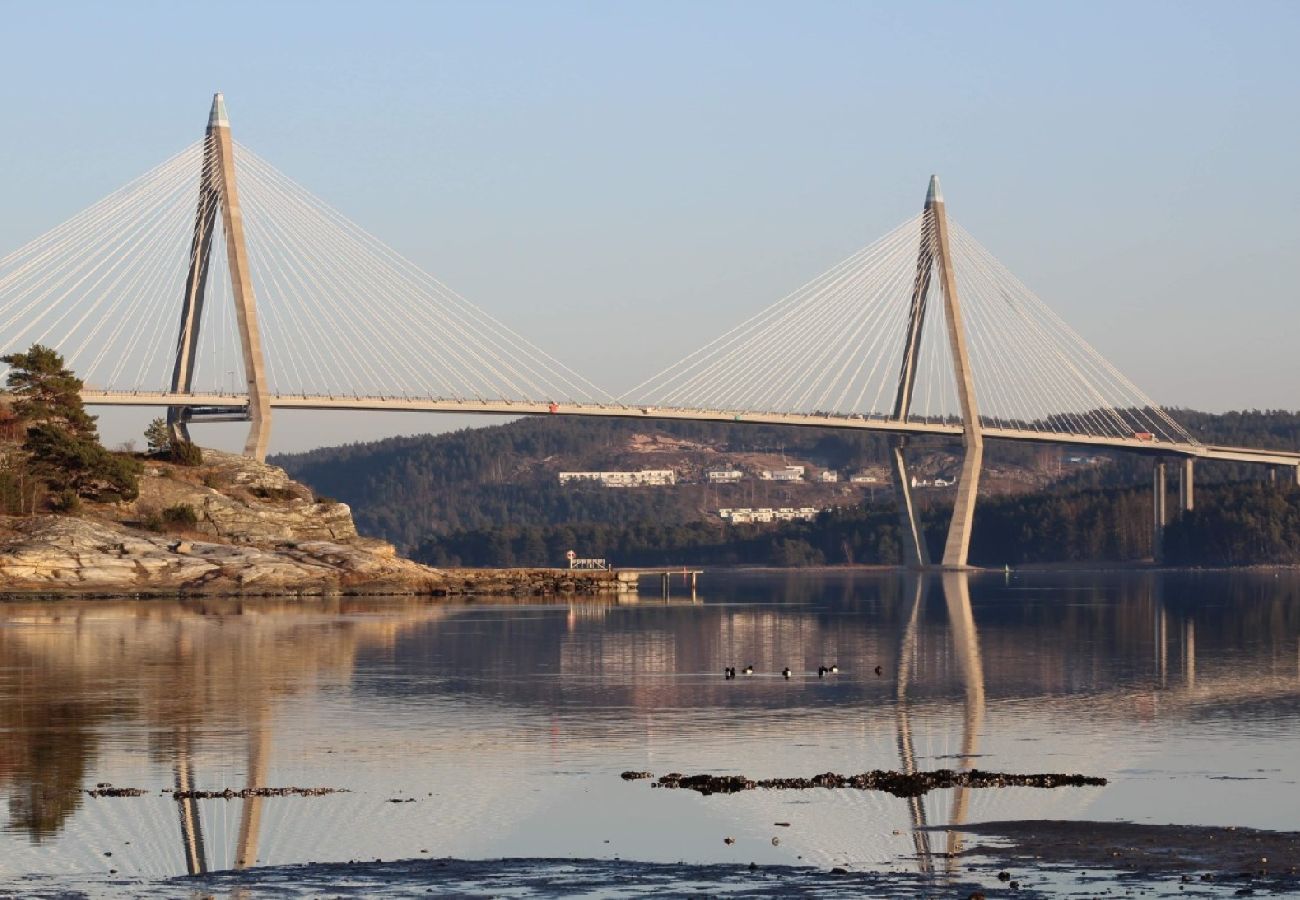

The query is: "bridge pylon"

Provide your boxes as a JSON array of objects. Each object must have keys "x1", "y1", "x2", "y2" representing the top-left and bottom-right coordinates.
[
  {"x1": 889, "y1": 176, "x2": 984, "y2": 569},
  {"x1": 168, "y1": 93, "x2": 272, "y2": 460}
]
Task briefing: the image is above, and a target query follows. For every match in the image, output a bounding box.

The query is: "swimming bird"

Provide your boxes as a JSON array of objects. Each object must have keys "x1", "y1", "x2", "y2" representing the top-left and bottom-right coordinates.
[
  {"x1": 874, "y1": 665, "x2": 883, "y2": 676},
  {"x1": 782, "y1": 667, "x2": 791, "y2": 680},
  {"x1": 724, "y1": 667, "x2": 736, "y2": 680},
  {"x1": 742, "y1": 665, "x2": 754, "y2": 675},
  {"x1": 829, "y1": 664, "x2": 839, "y2": 674},
  {"x1": 817, "y1": 666, "x2": 827, "y2": 678}
]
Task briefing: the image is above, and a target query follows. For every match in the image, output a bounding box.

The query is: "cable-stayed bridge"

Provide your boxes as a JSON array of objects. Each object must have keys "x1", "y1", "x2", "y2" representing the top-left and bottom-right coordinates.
[{"x1": 2, "y1": 94, "x2": 1296, "y2": 567}]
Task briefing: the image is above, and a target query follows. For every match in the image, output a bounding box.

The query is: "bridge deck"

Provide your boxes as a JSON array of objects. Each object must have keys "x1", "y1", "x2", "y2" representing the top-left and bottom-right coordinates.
[{"x1": 81, "y1": 391, "x2": 1300, "y2": 469}]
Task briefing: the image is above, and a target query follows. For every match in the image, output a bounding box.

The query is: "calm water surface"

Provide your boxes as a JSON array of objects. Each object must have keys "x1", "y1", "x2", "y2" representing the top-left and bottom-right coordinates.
[{"x1": 1, "y1": 571, "x2": 1298, "y2": 894}]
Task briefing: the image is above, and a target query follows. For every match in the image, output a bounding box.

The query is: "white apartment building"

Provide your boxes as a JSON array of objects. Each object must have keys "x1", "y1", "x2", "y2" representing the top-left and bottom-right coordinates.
[
  {"x1": 817, "y1": 470, "x2": 838, "y2": 483},
  {"x1": 706, "y1": 468, "x2": 744, "y2": 483},
  {"x1": 559, "y1": 469, "x2": 676, "y2": 487},
  {"x1": 758, "y1": 465, "x2": 804, "y2": 482},
  {"x1": 719, "y1": 506, "x2": 820, "y2": 524}
]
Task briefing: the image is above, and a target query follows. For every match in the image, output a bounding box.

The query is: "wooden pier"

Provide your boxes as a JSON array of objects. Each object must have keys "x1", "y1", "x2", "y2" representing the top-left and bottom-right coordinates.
[{"x1": 617, "y1": 568, "x2": 703, "y2": 600}]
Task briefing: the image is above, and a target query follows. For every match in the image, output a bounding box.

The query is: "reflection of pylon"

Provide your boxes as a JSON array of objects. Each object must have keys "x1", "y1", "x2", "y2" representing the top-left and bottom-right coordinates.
[
  {"x1": 893, "y1": 576, "x2": 933, "y2": 871},
  {"x1": 236, "y1": 710, "x2": 270, "y2": 869},
  {"x1": 168, "y1": 93, "x2": 272, "y2": 459},
  {"x1": 894, "y1": 572, "x2": 986, "y2": 874},
  {"x1": 173, "y1": 728, "x2": 208, "y2": 876},
  {"x1": 941, "y1": 571, "x2": 986, "y2": 861}
]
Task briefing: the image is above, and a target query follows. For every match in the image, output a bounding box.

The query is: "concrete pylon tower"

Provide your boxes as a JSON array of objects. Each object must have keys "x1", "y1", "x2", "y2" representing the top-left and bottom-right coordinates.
[
  {"x1": 888, "y1": 179, "x2": 940, "y2": 567},
  {"x1": 168, "y1": 93, "x2": 272, "y2": 460},
  {"x1": 888, "y1": 176, "x2": 984, "y2": 568},
  {"x1": 929, "y1": 176, "x2": 984, "y2": 567}
]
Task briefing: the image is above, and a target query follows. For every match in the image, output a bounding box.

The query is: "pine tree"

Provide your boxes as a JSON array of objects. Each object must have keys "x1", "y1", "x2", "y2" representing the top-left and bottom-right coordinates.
[
  {"x1": 1, "y1": 344, "x2": 98, "y2": 439},
  {"x1": 144, "y1": 417, "x2": 172, "y2": 456},
  {"x1": 23, "y1": 423, "x2": 140, "y2": 502}
]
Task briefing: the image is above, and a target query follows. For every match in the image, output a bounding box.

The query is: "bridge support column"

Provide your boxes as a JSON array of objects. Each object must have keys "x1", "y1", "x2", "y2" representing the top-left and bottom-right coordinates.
[
  {"x1": 1178, "y1": 457, "x2": 1194, "y2": 512},
  {"x1": 1153, "y1": 460, "x2": 1168, "y2": 562},
  {"x1": 169, "y1": 94, "x2": 272, "y2": 460},
  {"x1": 887, "y1": 176, "x2": 983, "y2": 569},
  {"x1": 927, "y1": 177, "x2": 984, "y2": 569},
  {"x1": 889, "y1": 440, "x2": 929, "y2": 567}
]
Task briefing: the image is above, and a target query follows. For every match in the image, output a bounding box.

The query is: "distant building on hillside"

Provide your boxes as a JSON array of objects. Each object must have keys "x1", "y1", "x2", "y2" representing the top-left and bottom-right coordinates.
[
  {"x1": 559, "y1": 469, "x2": 676, "y2": 487},
  {"x1": 817, "y1": 470, "x2": 838, "y2": 483},
  {"x1": 706, "y1": 468, "x2": 744, "y2": 484},
  {"x1": 758, "y1": 465, "x2": 803, "y2": 482},
  {"x1": 849, "y1": 472, "x2": 880, "y2": 484},
  {"x1": 719, "y1": 506, "x2": 820, "y2": 524},
  {"x1": 909, "y1": 475, "x2": 953, "y2": 489}
]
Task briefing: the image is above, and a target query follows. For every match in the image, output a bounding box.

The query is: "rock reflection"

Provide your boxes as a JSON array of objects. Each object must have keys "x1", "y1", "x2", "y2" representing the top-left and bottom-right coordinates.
[{"x1": 0, "y1": 596, "x2": 454, "y2": 847}]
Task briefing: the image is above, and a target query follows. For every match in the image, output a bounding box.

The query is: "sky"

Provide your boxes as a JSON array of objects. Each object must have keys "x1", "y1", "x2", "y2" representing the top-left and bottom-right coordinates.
[{"x1": 1, "y1": 0, "x2": 1297, "y2": 454}]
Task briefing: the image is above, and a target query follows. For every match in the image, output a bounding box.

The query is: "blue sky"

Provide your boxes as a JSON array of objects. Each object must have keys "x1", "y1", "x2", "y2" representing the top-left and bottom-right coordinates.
[{"x1": 1, "y1": 1, "x2": 1297, "y2": 452}]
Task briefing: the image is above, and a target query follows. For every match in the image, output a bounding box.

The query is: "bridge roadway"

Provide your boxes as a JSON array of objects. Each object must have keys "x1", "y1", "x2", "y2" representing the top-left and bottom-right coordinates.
[{"x1": 81, "y1": 390, "x2": 1300, "y2": 471}]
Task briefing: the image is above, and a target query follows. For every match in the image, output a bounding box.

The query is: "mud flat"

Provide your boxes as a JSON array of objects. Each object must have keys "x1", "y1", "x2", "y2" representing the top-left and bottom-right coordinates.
[
  {"x1": 176, "y1": 857, "x2": 1018, "y2": 900},
  {"x1": 948, "y1": 819, "x2": 1300, "y2": 893}
]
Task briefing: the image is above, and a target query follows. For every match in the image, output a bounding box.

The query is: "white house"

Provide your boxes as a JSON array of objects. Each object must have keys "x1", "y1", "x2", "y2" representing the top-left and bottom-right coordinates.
[
  {"x1": 759, "y1": 466, "x2": 803, "y2": 482},
  {"x1": 720, "y1": 506, "x2": 821, "y2": 524},
  {"x1": 559, "y1": 469, "x2": 676, "y2": 487}
]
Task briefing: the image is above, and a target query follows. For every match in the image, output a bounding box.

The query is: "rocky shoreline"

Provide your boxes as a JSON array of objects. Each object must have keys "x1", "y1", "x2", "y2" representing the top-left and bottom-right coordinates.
[
  {"x1": 0, "y1": 449, "x2": 630, "y2": 598},
  {"x1": 635, "y1": 769, "x2": 1107, "y2": 798}
]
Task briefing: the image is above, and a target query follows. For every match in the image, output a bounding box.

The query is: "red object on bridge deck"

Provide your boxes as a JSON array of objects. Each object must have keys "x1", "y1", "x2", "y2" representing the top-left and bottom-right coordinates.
[{"x1": 1133, "y1": 432, "x2": 1155, "y2": 442}]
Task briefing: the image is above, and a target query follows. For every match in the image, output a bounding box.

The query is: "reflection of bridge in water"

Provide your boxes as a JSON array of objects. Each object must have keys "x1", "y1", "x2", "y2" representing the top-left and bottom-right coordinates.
[
  {"x1": 0, "y1": 597, "x2": 456, "y2": 871},
  {"x1": 0, "y1": 578, "x2": 1297, "y2": 882}
]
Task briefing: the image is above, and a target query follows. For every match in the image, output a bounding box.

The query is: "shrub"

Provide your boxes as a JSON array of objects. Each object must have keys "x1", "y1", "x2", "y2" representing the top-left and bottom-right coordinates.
[
  {"x1": 170, "y1": 441, "x2": 203, "y2": 467},
  {"x1": 50, "y1": 489, "x2": 80, "y2": 513},
  {"x1": 252, "y1": 486, "x2": 297, "y2": 502},
  {"x1": 0, "y1": 471, "x2": 23, "y2": 515},
  {"x1": 141, "y1": 512, "x2": 164, "y2": 532},
  {"x1": 202, "y1": 471, "x2": 230, "y2": 490},
  {"x1": 160, "y1": 504, "x2": 198, "y2": 530},
  {"x1": 23, "y1": 423, "x2": 140, "y2": 502}
]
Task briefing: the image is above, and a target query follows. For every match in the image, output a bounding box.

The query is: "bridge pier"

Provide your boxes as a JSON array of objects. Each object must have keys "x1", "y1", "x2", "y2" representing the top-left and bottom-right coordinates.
[
  {"x1": 1178, "y1": 457, "x2": 1194, "y2": 512},
  {"x1": 889, "y1": 440, "x2": 930, "y2": 567},
  {"x1": 1153, "y1": 460, "x2": 1168, "y2": 562}
]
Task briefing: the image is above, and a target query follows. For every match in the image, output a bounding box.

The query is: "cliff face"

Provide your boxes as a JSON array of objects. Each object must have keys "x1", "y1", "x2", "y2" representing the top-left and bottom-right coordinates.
[
  {"x1": 0, "y1": 450, "x2": 624, "y2": 597},
  {"x1": 131, "y1": 449, "x2": 359, "y2": 545}
]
